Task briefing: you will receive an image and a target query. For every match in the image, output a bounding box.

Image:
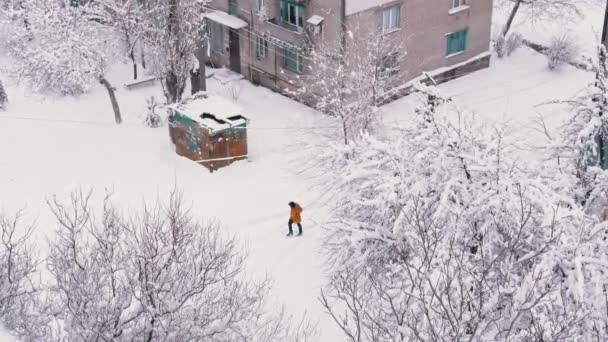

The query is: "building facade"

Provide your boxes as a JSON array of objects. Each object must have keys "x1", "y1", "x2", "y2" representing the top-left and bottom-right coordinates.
[{"x1": 204, "y1": 0, "x2": 493, "y2": 99}]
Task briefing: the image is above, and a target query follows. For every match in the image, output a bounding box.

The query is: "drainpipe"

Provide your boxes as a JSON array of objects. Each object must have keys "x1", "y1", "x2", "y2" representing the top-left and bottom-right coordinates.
[
  {"x1": 602, "y1": 0, "x2": 608, "y2": 47},
  {"x1": 599, "y1": 0, "x2": 608, "y2": 169},
  {"x1": 340, "y1": 0, "x2": 346, "y2": 54}
]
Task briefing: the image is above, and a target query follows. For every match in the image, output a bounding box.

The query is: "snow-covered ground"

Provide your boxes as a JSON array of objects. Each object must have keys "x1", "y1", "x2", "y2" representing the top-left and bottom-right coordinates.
[
  {"x1": 0, "y1": 2, "x2": 604, "y2": 341},
  {"x1": 383, "y1": 47, "x2": 593, "y2": 156},
  {"x1": 0, "y1": 64, "x2": 341, "y2": 341},
  {"x1": 493, "y1": 1, "x2": 605, "y2": 56}
]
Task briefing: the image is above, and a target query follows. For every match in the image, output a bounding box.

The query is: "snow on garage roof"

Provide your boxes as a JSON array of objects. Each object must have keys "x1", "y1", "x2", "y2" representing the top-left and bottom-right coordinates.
[
  {"x1": 204, "y1": 10, "x2": 248, "y2": 29},
  {"x1": 169, "y1": 93, "x2": 248, "y2": 133},
  {"x1": 346, "y1": 0, "x2": 396, "y2": 16}
]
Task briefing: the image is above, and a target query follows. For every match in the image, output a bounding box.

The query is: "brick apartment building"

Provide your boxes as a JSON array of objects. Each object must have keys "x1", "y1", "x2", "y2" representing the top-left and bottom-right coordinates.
[{"x1": 204, "y1": 0, "x2": 493, "y2": 98}]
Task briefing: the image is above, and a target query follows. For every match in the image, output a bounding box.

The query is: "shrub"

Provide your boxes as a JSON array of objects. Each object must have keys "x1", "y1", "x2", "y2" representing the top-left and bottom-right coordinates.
[
  {"x1": 547, "y1": 33, "x2": 579, "y2": 70},
  {"x1": 143, "y1": 96, "x2": 162, "y2": 128},
  {"x1": 495, "y1": 31, "x2": 523, "y2": 58},
  {"x1": 0, "y1": 79, "x2": 7, "y2": 111}
]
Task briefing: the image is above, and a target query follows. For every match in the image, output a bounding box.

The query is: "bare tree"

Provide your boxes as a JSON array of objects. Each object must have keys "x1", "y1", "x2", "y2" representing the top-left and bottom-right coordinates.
[
  {"x1": 97, "y1": 0, "x2": 146, "y2": 80},
  {"x1": 293, "y1": 29, "x2": 403, "y2": 145},
  {"x1": 40, "y1": 188, "x2": 318, "y2": 341},
  {"x1": 497, "y1": 0, "x2": 587, "y2": 37},
  {"x1": 140, "y1": 0, "x2": 209, "y2": 103},
  {"x1": 0, "y1": 210, "x2": 46, "y2": 340}
]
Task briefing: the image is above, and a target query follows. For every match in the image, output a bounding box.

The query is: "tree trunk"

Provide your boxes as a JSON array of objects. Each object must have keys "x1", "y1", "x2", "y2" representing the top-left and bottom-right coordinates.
[
  {"x1": 163, "y1": 0, "x2": 185, "y2": 103},
  {"x1": 190, "y1": 69, "x2": 200, "y2": 95},
  {"x1": 502, "y1": 0, "x2": 522, "y2": 37},
  {"x1": 133, "y1": 61, "x2": 138, "y2": 80},
  {"x1": 341, "y1": 116, "x2": 348, "y2": 145},
  {"x1": 0, "y1": 79, "x2": 8, "y2": 111},
  {"x1": 164, "y1": 72, "x2": 184, "y2": 103},
  {"x1": 140, "y1": 42, "x2": 146, "y2": 69},
  {"x1": 99, "y1": 76, "x2": 122, "y2": 124},
  {"x1": 194, "y1": 40, "x2": 207, "y2": 92},
  {"x1": 125, "y1": 30, "x2": 137, "y2": 80}
]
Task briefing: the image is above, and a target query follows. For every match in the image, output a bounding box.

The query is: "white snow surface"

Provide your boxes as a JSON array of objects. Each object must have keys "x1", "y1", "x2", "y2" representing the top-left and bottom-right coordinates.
[
  {"x1": 203, "y1": 10, "x2": 248, "y2": 29},
  {"x1": 169, "y1": 92, "x2": 247, "y2": 131},
  {"x1": 345, "y1": 0, "x2": 395, "y2": 16},
  {"x1": 0, "y1": 62, "x2": 340, "y2": 341}
]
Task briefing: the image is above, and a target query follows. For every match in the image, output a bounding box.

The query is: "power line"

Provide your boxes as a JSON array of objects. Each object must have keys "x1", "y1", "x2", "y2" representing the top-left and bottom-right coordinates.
[{"x1": 0, "y1": 113, "x2": 342, "y2": 130}]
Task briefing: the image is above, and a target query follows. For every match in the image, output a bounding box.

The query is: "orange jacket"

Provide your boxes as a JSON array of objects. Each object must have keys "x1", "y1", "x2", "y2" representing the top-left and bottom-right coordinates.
[{"x1": 290, "y1": 203, "x2": 302, "y2": 223}]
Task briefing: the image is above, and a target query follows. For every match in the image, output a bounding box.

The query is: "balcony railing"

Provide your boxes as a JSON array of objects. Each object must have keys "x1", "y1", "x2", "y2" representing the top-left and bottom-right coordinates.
[{"x1": 266, "y1": 18, "x2": 304, "y2": 34}]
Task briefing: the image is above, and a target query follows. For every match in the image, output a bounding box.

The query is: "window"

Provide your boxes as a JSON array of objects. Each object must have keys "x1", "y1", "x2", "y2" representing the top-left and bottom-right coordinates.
[
  {"x1": 446, "y1": 30, "x2": 467, "y2": 56},
  {"x1": 450, "y1": 0, "x2": 465, "y2": 8},
  {"x1": 377, "y1": 53, "x2": 400, "y2": 80},
  {"x1": 256, "y1": 36, "x2": 268, "y2": 59},
  {"x1": 283, "y1": 47, "x2": 302, "y2": 73},
  {"x1": 280, "y1": 0, "x2": 305, "y2": 28},
  {"x1": 380, "y1": 6, "x2": 400, "y2": 34},
  {"x1": 229, "y1": 0, "x2": 238, "y2": 15},
  {"x1": 208, "y1": 21, "x2": 225, "y2": 54}
]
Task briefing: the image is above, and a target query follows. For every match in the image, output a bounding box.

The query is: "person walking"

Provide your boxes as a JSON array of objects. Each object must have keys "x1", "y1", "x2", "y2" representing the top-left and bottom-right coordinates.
[{"x1": 287, "y1": 201, "x2": 303, "y2": 236}]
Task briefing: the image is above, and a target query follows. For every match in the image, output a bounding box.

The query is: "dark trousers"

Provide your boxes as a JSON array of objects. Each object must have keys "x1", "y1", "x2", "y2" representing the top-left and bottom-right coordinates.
[{"x1": 288, "y1": 219, "x2": 302, "y2": 234}]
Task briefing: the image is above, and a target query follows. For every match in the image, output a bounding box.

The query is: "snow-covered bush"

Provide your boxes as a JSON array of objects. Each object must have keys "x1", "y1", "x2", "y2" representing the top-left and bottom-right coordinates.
[
  {"x1": 6, "y1": 0, "x2": 124, "y2": 123},
  {"x1": 556, "y1": 45, "x2": 608, "y2": 216},
  {"x1": 0, "y1": 79, "x2": 7, "y2": 111},
  {"x1": 317, "y1": 85, "x2": 608, "y2": 341},
  {"x1": 495, "y1": 31, "x2": 522, "y2": 58},
  {"x1": 506, "y1": 32, "x2": 524, "y2": 51},
  {"x1": 505, "y1": 32, "x2": 523, "y2": 56},
  {"x1": 142, "y1": 96, "x2": 162, "y2": 128},
  {"x1": 226, "y1": 82, "x2": 242, "y2": 103},
  {"x1": 547, "y1": 33, "x2": 579, "y2": 70},
  {"x1": 494, "y1": 33, "x2": 507, "y2": 58}
]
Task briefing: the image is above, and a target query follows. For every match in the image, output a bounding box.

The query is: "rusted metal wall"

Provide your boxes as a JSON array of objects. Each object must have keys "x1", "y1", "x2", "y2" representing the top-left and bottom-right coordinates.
[{"x1": 169, "y1": 115, "x2": 247, "y2": 172}]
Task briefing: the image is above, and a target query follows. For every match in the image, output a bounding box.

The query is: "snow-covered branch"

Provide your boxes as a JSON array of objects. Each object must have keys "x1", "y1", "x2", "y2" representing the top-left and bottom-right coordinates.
[{"x1": 318, "y1": 86, "x2": 608, "y2": 341}]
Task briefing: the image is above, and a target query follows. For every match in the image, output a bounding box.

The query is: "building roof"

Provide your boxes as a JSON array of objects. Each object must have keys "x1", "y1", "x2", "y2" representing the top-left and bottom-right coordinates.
[
  {"x1": 204, "y1": 10, "x2": 248, "y2": 29},
  {"x1": 345, "y1": 0, "x2": 396, "y2": 16},
  {"x1": 169, "y1": 93, "x2": 248, "y2": 133}
]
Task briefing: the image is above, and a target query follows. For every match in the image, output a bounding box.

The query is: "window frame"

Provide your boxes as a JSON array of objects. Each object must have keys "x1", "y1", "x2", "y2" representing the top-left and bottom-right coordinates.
[
  {"x1": 446, "y1": 29, "x2": 468, "y2": 56},
  {"x1": 228, "y1": 0, "x2": 238, "y2": 15},
  {"x1": 377, "y1": 53, "x2": 400, "y2": 80},
  {"x1": 450, "y1": 0, "x2": 465, "y2": 9},
  {"x1": 208, "y1": 20, "x2": 225, "y2": 55},
  {"x1": 380, "y1": 6, "x2": 401, "y2": 34},
  {"x1": 255, "y1": 35, "x2": 268, "y2": 59},
  {"x1": 283, "y1": 47, "x2": 302, "y2": 73},
  {"x1": 280, "y1": 0, "x2": 305, "y2": 28}
]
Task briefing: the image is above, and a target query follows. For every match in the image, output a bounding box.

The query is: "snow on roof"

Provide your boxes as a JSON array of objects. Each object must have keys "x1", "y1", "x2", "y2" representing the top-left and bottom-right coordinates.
[
  {"x1": 169, "y1": 93, "x2": 248, "y2": 133},
  {"x1": 306, "y1": 15, "x2": 324, "y2": 26},
  {"x1": 204, "y1": 10, "x2": 248, "y2": 29},
  {"x1": 345, "y1": 0, "x2": 396, "y2": 16}
]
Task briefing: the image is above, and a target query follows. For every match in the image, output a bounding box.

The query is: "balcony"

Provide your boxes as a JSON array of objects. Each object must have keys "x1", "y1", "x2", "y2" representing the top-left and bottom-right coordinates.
[{"x1": 266, "y1": 18, "x2": 304, "y2": 34}]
